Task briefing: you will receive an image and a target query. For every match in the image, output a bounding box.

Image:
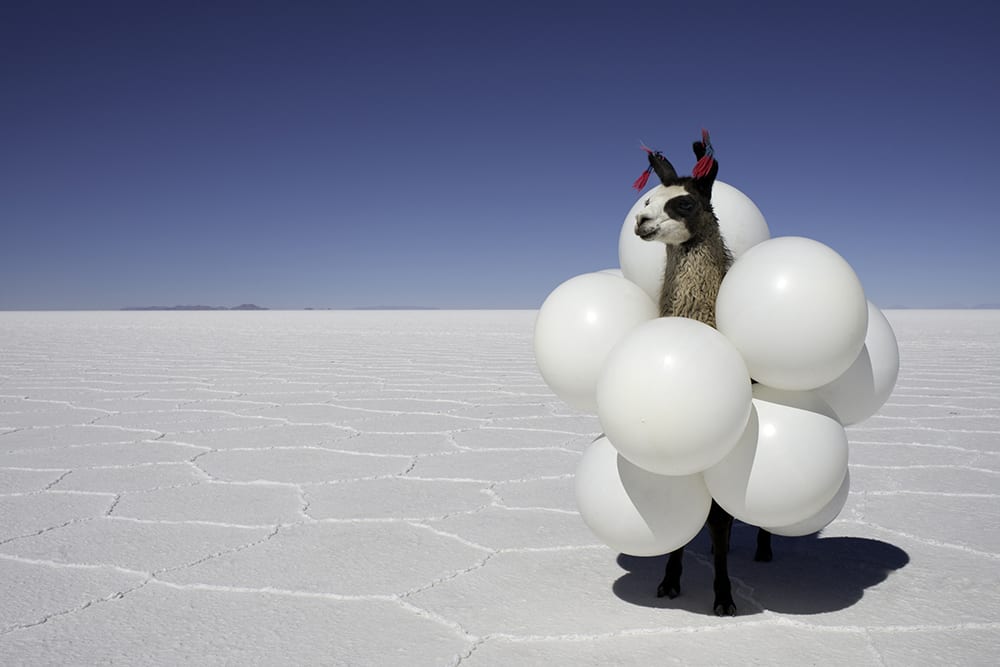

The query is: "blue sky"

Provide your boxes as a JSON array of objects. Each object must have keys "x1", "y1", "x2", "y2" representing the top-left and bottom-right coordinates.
[{"x1": 2, "y1": 0, "x2": 998, "y2": 309}]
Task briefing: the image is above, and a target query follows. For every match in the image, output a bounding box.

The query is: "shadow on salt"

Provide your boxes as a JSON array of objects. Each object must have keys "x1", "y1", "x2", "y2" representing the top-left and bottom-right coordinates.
[{"x1": 612, "y1": 524, "x2": 910, "y2": 616}]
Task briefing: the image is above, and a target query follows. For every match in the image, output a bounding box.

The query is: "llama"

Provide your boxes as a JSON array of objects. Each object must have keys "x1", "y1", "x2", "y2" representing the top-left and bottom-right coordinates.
[{"x1": 633, "y1": 134, "x2": 772, "y2": 616}]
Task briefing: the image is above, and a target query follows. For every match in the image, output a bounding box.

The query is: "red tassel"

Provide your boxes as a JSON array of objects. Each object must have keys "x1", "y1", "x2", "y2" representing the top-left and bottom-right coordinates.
[
  {"x1": 692, "y1": 155, "x2": 714, "y2": 179},
  {"x1": 692, "y1": 129, "x2": 715, "y2": 179},
  {"x1": 633, "y1": 167, "x2": 652, "y2": 191}
]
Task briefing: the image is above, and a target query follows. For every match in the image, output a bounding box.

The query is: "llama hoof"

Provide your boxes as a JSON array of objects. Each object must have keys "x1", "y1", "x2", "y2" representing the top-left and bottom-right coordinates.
[
  {"x1": 657, "y1": 582, "x2": 680, "y2": 599},
  {"x1": 714, "y1": 598, "x2": 737, "y2": 616},
  {"x1": 715, "y1": 593, "x2": 736, "y2": 616}
]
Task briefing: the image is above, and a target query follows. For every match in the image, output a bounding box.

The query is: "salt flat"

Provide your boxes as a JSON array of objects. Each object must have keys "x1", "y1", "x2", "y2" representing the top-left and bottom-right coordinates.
[{"x1": 0, "y1": 309, "x2": 997, "y2": 666}]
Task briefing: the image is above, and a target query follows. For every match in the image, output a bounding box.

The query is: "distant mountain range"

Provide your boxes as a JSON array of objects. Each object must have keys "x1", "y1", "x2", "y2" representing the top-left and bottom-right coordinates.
[{"x1": 121, "y1": 304, "x2": 267, "y2": 311}]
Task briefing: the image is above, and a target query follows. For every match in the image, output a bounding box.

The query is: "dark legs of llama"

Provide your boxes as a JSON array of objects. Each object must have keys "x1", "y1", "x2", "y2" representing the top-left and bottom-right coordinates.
[
  {"x1": 756, "y1": 526, "x2": 773, "y2": 562},
  {"x1": 657, "y1": 502, "x2": 773, "y2": 616}
]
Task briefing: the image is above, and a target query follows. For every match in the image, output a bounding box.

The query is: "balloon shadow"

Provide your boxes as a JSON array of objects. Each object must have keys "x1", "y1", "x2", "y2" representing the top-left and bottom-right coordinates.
[{"x1": 612, "y1": 523, "x2": 910, "y2": 616}]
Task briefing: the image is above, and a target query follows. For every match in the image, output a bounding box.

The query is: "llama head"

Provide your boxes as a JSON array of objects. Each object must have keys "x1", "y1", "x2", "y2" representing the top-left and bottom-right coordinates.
[{"x1": 634, "y1": 140, "x2": 720, "y2": 246}]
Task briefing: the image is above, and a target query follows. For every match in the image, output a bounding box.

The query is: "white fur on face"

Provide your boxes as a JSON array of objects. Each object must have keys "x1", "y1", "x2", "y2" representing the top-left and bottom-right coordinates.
[{"x1": 634, "y1": 185, "x2": 693, "y2": 245}]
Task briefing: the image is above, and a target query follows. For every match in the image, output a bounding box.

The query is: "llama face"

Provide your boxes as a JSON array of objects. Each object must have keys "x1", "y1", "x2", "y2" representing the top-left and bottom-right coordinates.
[{"x1": 635, "y1": 184, "x2": 702, "y2": 245}]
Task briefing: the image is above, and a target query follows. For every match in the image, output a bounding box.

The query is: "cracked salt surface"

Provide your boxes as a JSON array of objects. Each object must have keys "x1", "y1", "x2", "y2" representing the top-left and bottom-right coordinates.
[{"x1": 0, "y1": 309, "x2": 997, "y2": 665}]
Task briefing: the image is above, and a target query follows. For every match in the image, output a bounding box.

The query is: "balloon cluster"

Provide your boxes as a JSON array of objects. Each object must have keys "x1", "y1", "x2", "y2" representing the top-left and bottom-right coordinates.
[{"x1": 534, "y1": 182, "x2": 900, "y2": 557}]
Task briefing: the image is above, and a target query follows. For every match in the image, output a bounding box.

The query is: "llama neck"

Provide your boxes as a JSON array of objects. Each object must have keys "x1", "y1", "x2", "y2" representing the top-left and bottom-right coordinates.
[{"x1": 659, "y1": 232, "x2": 732, "y2": 328}]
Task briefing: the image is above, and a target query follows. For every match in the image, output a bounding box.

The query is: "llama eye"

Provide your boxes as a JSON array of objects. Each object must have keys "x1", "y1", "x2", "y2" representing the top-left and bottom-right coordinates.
[
  {"x1": 671, "y1": 198, "x2": 695, "y2": 214},
  {"x1": 644, "y1": 199, "x2": 650, "y2": 206}
]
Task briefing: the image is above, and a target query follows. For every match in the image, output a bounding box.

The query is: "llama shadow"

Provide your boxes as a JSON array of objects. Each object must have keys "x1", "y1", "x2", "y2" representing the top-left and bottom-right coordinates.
[{"x1": 612, "y1": 523, "x2": 910, "y2": 616}]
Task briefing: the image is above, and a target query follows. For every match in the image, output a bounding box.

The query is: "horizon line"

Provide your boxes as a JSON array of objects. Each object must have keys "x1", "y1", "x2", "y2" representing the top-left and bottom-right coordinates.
[{"x1": 3, "y1": 305, "x2": 1000, "y2": 313}]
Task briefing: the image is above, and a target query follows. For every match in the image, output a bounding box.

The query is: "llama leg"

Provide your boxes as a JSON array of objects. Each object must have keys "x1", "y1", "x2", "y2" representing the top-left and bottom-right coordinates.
[
  {"x1": 657, "y1": 547, "x2": 684, "y2": 599},
  {"x1": 708, "y1": 501, "x2": 737, "y2": 616},
  {"x1": 754, "y1": 528, "x2": 773, "y2": 562}
]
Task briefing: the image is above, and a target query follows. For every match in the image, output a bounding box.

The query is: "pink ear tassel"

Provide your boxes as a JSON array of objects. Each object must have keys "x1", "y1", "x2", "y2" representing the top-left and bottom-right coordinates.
[
  {"x1": 632, "y1": 166, "x2": 653, "y2": 191},
  {"x1": 633, "y1": 143, "x2": 655, "y2": 190},
  {"x1": 692, "y1": 129, "x2": 715, "y2": 179},
  {"x1": 692, "y1": 155, "x2": 714, "y2": 179}
]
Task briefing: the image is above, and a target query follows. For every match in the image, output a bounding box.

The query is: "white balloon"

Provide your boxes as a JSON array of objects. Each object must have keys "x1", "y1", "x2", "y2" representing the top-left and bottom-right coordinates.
[
  {"x1": 712, "y1": 181, "x2": 773, "y2": 258},
  {"x1": 534, "y1": 272, "x2": 658, "y2": 412},
  {"x1": 750, "y1": 384, "x2": 840, "y2": 421},
  {"x1": 704, "y1": 387, "x2": 849, "y2": 528},
  {"x1": 716, "y1": 236, "x2": 869, "y2": 390},
  {"x1": 575, "y1": 435, "x2": 712, "y2": 557},
  {"x1": 597, "y1": 268, "x2": 625, "y2": 277},
  {"x1": 815, "y1": 301, "x2": 900, "y2": 425},
  {"x1": 619, "y1": 181, "x2": 771, "y2": 303},
  {"x1": 765, "y1": 469, "x2": 851, "y2": 537},
  {"x1": 596, "y1": 317, "x2": 752, "y2": 475}
]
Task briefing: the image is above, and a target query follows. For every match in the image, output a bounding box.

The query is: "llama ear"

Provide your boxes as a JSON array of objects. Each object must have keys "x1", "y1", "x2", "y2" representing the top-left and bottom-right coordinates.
[
  {"x1": 648, "y1": 151, "x2": 679, "y2": 185},
  {"x1": 692, "y1": 140, "x2": 707, "y2": 161},
  {"x1": 691, "y1": 129, "x2": 717, "y2": 198},
  {"x1": 691, "y1": 157, "x2": 718, "y2": 199}
]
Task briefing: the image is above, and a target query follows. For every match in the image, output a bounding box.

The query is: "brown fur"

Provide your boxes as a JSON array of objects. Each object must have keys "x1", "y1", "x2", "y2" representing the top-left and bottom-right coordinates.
[{"x1": 660, "y1": 227, "x2": 733, "y2": 327}]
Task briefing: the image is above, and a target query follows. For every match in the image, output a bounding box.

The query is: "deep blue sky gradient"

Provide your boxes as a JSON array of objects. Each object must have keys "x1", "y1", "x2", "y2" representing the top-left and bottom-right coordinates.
[{"x1": 3, "y1": 1, "x2": 998, "y2": 309}]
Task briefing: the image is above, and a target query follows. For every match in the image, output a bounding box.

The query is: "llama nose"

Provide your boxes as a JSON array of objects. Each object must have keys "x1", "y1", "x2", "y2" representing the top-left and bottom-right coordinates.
[{"x1": 635, "y1": 213, "x2": 651, "y2": 232}]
